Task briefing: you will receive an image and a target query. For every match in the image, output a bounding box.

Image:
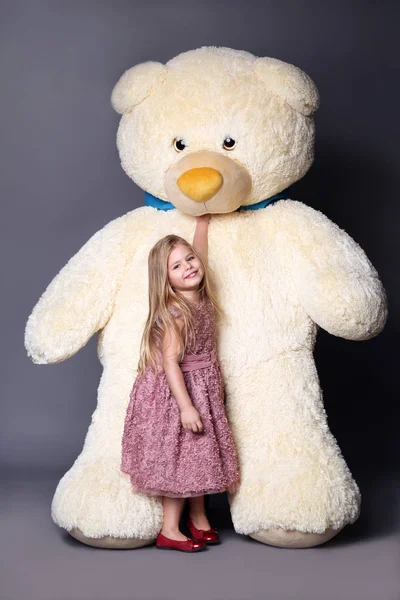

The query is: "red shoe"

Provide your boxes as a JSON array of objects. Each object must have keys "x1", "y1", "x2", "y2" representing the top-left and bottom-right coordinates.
[
  {"x1": 187, "y1": 517, "x2": 220, "y2": 545},
  {"x1": 156, "y1": 532, "x2": 206, "y2": 553}
]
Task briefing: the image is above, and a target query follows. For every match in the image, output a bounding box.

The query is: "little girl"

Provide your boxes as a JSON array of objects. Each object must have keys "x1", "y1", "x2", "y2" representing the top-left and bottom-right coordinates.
[{"x1": 121, "y1": 215, "x2": 240, "y2": 553}]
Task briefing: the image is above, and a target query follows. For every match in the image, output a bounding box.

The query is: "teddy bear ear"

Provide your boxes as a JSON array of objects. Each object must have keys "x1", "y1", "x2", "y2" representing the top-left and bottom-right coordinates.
[
  {"x1": 111, "y1": 62, "x2": 168, "y2": 114},
  {"x1": 253, "y1": 57, "x2": 319, "y2": 116}
]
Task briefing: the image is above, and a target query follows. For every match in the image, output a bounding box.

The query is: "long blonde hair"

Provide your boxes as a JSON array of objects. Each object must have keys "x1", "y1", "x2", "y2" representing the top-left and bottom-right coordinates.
[{"x1": 137, "y1": 235, "x2": 222, "y2": 376}]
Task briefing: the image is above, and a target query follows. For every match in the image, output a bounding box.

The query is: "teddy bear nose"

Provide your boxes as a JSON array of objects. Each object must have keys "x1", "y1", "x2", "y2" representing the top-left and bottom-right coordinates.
[{"x1": 177, "y1": 167, "x2": 223, "y2": 202}]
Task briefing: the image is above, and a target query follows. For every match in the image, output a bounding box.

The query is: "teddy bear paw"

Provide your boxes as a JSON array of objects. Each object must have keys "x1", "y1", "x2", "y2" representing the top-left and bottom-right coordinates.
[{"x1": 249, "y1": 526, "x2": 343, "y2": 548}]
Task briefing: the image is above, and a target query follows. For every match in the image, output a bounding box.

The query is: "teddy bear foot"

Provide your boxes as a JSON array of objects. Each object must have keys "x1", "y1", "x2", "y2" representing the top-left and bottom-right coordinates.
[
  {"x1": 69, "y1": 527, "x2": 154, "y2": 549},
  {"x1": 248, "y1": 526, "x2": 343, "y2": 549}
]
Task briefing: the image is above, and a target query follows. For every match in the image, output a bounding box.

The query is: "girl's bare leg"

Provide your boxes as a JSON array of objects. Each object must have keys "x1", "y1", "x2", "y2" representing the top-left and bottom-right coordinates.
[
  {"x1": 188, "y1": 495, "x2": 211, "y2": 529},
  {"x1": 160, "y1": 497, "x2": 188, "y2": 541}
]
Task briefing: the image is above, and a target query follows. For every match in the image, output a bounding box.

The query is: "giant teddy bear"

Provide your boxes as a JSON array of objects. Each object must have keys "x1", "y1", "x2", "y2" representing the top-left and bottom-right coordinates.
[{"x1": 25, "y1": 47, "x2": 387, "y2": 549}]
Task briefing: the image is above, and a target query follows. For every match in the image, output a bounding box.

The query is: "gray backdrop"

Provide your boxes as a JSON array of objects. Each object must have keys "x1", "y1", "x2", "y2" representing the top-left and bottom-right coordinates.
[{"x1": 1, "y1": 2, "x2": 399, "y2": 600}]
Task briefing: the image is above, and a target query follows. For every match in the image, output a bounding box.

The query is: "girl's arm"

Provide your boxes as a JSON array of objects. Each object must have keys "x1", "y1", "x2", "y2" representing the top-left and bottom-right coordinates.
[
  {"x1": 192, "y1": 214, "x2": 211, "y2": 265},
  {"x1": 162, "y1": 319, "x2": 204, "y2": 433}
]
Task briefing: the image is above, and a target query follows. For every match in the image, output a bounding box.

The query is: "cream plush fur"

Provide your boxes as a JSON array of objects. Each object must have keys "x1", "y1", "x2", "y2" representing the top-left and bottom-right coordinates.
[{"x1": 25, "y1": 47, "x2": 387, "y2": 549}]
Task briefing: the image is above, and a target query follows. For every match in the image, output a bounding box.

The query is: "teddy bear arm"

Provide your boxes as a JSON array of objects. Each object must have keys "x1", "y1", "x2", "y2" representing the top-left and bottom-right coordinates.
[
  {"x1": 282, "y1": 201, "x2": 388, "y2": 340},
  {"x1": 298, "y1": 267, "x2": 387, "y2": 340},
  {"x1": 24, "y1": 217, "x2": 131, "y2": 364}
]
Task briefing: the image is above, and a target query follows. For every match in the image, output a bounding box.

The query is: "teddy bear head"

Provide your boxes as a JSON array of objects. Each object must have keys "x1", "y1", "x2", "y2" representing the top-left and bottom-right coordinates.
[{"x1": 112, "y1": 46, "x2": 319, "y2": 216}]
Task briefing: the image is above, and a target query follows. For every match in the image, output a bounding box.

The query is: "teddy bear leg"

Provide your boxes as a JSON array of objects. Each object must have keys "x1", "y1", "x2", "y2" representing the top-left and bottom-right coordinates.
[
  {"x1": 51, "y1": 459, "x2": 163, "y2": 549},
  {"x1": 226, "y1": 354, "x2": 360, "y2": 548},
  {"x1": 248, "y1": 526, "x2": 343, "y2": 548}
]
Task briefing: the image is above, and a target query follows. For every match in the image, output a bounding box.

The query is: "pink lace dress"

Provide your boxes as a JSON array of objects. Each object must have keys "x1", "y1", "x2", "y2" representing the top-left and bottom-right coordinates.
[{"x1": 121, "y1": 296, "x2": 240, "y2": 498}]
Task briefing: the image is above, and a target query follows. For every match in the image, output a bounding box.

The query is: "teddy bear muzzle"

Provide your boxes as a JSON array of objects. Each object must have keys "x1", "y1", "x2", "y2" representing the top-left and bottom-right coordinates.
[{"x1": 164, "y1": 150, "x2": 252, "y2": 216}]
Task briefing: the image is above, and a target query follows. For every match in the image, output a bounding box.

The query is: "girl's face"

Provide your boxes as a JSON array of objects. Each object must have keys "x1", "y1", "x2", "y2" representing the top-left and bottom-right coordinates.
[{"x1": 167, "y1": 244, "x2": 204, "y2": 293}]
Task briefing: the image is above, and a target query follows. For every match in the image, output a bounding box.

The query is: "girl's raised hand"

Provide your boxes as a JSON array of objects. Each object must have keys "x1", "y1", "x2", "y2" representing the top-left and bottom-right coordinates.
[
  {"x1": 180, "y1": 406, "x2": 204, "y2": 433},
  {"x1": 196, "y1": 214, "x2": 211, "y2": 226}
]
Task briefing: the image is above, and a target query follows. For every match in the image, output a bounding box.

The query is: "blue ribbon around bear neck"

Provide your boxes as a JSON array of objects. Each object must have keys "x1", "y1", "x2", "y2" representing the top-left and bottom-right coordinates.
[{"x1": 144, "y1": 188, "x2": 291, "y2": 211}]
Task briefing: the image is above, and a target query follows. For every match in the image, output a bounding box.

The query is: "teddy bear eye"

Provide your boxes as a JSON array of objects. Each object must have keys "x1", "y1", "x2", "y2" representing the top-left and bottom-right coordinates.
[
  {"x1": 173, "y1": 138, "x2": 187, "y2": 152},
  {"x1": 223, "y1": 137, "x2": 236, "y2": 150}
]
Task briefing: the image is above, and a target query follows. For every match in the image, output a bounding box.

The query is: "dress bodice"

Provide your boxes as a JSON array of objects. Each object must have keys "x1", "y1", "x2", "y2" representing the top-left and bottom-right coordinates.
[{"x1": 167, "y1": 296, "x2": 216, "y2": 355}]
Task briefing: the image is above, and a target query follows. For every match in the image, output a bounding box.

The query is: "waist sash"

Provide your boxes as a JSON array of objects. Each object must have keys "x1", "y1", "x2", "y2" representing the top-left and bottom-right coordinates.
[{"x1": 179, "y1": 347, "x2": 218, "y2": 372}]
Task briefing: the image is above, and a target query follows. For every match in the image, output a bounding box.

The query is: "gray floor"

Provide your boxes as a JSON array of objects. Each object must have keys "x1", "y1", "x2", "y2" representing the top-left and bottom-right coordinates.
[{"x1": 1, "y1": 470, "x2": 399, "y2": 600}]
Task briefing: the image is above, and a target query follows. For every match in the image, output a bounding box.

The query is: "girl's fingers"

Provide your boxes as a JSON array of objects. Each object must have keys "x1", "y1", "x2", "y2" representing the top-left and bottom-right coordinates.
[
  {"x1": 228, "y1": 482, "x2": 239, "y2": 494},
  {"x1": 182, "y1": 420, "x2": 204, "y2": 433}
]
